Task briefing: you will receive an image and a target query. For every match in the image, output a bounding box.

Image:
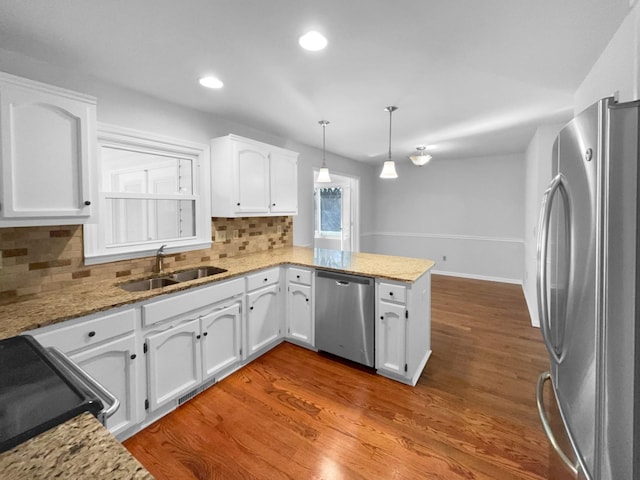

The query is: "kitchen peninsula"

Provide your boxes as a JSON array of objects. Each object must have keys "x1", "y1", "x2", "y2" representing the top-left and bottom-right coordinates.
[{"x1": 0, "y1": 247, "x2": 434, "y2": 478}]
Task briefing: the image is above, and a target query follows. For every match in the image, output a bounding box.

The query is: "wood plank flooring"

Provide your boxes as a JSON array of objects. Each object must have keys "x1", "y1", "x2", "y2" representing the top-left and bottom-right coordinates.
[{"x1": 124, "y1": 274, "x2": 571, "y2": 479}]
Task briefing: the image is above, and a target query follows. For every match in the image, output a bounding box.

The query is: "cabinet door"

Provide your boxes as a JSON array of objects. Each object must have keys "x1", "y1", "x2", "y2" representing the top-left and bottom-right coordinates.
[
  {"x1": 70, "y1": 333, "x2": 142, "y2": 438},
  {"x1": 269, "y1": 151, "x2": 298, "y2": 214},
  {"x1": 287, "y1": 283, "x2": 313, "y2": 346},
  {"x1": 146, "y1": 318, "x2": 202, "y2": 411},
  {"x1": 201, "y1": 302, "x2": 242, "y2": 381},
  {"x1": 233, "y1": 140, "x2": 270, "y2": 214},
  {"x1": 376, "y1": 301, "x2": 407, "y2": 376},
  {"x1": 0, "y1": 82, "x2": 93, "y2": 220},
  {"x1": 247, "y1": 284, "x2": 281, "y2": 356}
]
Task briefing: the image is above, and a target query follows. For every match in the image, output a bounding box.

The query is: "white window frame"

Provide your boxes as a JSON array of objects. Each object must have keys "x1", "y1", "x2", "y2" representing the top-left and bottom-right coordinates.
[{"x1": 84, "y1": 124, "x2": 211, "y2": 265}]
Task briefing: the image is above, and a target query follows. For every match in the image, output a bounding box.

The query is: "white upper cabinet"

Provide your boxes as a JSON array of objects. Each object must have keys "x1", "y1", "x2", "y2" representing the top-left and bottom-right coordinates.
[
  {"x1": 0, "y1": 72, "x2": 96, "y2": 226},
  {"x1": 211, "y1": 134, "x2": 298, "y2": 217}
]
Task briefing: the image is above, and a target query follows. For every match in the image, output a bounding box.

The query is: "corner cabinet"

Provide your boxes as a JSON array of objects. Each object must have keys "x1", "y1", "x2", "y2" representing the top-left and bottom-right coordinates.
[
  {"x1": 375, "y1": 273, "x2": 432, "y2": 386},
  {"x1": 0, "y1": 72, "x2": 96, "y2": 226},
  {"x1": 210, "y1": 134, "x2": 298, "y2": 217}
]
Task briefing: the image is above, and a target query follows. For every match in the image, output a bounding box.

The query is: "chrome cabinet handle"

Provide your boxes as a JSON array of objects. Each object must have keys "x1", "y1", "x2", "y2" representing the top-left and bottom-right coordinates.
[
  {"x1": 536, "y1": 372, "x2": 580, "y2": 477},
  {"x1": 536, "y1": 173, "x2": 570, "y2": 364}
]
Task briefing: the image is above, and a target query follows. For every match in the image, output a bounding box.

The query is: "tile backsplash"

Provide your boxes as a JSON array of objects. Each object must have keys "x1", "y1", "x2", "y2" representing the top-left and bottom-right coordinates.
[{"x1": 0, "y1": 216, "x2": 292, "y2": 304}]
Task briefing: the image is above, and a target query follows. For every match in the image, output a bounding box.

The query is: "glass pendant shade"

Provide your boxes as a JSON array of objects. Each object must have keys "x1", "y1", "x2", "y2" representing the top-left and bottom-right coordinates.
[
  {"x1": 380, "y1": 160, "x2": 398, "y2": 178},
  {"x1": 317, "y1": 120, "x2": 331, "y2": 183},
  {"x1": 317, "y1": 166, "x2": 331, "y2": 182},
  {"x1": 409, "y1": 146, "x2": 432, "y2": 166}
]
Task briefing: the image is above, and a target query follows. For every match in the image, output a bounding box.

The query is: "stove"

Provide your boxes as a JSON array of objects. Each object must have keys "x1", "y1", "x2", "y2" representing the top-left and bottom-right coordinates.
[{"x1": 0, "y1": 335, "x2": 105, "y2": 453}]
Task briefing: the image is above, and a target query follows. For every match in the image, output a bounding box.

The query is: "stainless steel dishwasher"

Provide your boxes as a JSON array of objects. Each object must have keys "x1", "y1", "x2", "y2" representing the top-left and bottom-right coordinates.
[{"x1": 315, "y1": 270, "x2": 375, "y2": 367}]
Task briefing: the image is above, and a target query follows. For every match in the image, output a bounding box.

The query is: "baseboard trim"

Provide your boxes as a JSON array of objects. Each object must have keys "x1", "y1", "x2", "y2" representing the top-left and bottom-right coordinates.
[{"x1": 432, "y1": 269, "x2": 522, "y2": 285}]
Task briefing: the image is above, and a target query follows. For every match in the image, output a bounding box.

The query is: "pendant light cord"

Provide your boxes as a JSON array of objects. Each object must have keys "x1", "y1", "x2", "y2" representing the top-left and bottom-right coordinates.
[
  {"x1": 322, "y1": 122, "x2": 326, "y2": 164},
  {"x1": 388, "y1": 108, "x2": 392, "y2": 161}
]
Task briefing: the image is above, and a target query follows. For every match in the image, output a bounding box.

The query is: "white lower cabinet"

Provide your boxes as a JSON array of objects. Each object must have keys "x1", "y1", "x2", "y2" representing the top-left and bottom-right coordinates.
[
  {"x1": 70, "y1": 333, "x2": 143, "y2": 437},
  {"x1": 201, "y1": 302, "x2": 242, "y2": 380},
  {"x1": 143, "y1": 279, "x2": 246, "y2": 412},
  {"x1": 286, "y1": 267, "x2": 314, "y2": 348},
  {"x1": 375, "y1": 274, "x2": 432, "y2": 386},
  {"x1": 146, "y1": 317, "x2": 202, "y2": 412},
  {"x1": 29, "y1": 307, "x2": 143, "y2": 439},
  {"x1": 376, "y1": 300, "x2": 407, "y2": 376},
  {"x1": 246, "y1": 283, "x2": 281, "y2": 356}
]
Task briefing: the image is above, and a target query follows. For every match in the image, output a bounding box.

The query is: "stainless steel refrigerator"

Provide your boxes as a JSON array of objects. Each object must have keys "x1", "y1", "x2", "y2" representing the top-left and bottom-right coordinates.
[{"x1": 536, "y1": 97, "x2": 639, "y2": 480}]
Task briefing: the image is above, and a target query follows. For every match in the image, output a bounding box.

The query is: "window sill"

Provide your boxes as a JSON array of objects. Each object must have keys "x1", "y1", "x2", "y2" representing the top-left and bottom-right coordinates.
[{"x1": 84, "y1": 240, "x2": 212, "y2": 266}]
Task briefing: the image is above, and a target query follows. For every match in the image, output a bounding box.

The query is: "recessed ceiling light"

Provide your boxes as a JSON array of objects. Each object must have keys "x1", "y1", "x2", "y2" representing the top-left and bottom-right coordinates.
[
  {"x1": 199, "y1": 76, "x2": 224, "y2": 89},
  {"x1": 299, "y1": 31, "x2": 327, "y2": 51}
]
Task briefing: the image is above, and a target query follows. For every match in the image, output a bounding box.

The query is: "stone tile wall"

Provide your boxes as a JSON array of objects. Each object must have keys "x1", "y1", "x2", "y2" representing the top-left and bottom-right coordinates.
[{"x1": 0, "y1": 216, "x2": 292, "y2": 304}]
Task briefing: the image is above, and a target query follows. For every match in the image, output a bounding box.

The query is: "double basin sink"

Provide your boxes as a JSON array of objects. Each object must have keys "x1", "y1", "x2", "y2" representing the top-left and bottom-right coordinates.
[{"x1": 119, "y1": 266, "x2": 228, "y2": 292}]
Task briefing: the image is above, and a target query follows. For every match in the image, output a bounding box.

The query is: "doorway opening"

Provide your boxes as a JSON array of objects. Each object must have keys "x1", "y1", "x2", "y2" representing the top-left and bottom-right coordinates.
[{"x1": 313, "y1": 171, "x2": 359, "y2": 252}]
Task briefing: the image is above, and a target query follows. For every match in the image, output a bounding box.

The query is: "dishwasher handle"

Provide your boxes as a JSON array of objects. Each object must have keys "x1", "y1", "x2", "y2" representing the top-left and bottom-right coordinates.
[{"x1": 316, "y1": 269, "x2": 373, "y2": 286}]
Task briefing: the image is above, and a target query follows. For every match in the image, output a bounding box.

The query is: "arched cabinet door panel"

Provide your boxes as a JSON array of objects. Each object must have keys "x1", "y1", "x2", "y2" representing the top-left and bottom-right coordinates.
[{"x1": 0, "y1": 73, "x2": 95, "y2": 224}]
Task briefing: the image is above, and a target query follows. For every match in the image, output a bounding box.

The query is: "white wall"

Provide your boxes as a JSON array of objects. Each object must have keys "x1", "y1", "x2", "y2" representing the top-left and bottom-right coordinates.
[
  {"x1": 368, "y1": 154, "x2": 526, "y2": 283},
  {"x1": 0, "y1": 47, "x2": 374, "y2": 251},
  {"x1": 575, "y1": 2, "x2": 640, "y2": 111},
  {"x1": 522, "y1": 124, "x2": 564, "y2": 327}
]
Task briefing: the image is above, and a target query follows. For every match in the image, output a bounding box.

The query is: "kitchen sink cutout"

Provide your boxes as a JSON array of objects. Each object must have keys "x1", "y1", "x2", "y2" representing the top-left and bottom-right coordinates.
[{"x1": 119, "y1": 266, "x2": 228, "y2": 292}]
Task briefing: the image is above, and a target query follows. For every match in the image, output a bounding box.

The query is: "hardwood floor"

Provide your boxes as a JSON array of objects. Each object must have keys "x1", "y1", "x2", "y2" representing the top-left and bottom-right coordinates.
[{"x1": 124, "y1": 275, "x2": 571, "y2": 479}]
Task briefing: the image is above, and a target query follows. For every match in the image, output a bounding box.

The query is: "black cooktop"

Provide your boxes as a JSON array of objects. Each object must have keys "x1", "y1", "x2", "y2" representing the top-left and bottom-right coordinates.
[{"x1": 0, "y1": 335, "x2": 103, "y2": 453}]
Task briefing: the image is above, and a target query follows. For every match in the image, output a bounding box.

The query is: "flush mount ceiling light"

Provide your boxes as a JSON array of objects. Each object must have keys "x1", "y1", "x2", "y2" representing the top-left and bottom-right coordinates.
[
  {"x1": 198, "y1": 76, "x2": 224, "y2": 89},
  {"x1": 317, "y1": 120, "x2": 331, "y2": 183},
  {"x1": 299, "y1": 31, "x2": 328, "y2": 51},
  {"x1": 380, "y1": 106, "x2": 398, "y2": 179},
  {"x1": 409, "y1": 146, "x2": 432, "y2": 166}
]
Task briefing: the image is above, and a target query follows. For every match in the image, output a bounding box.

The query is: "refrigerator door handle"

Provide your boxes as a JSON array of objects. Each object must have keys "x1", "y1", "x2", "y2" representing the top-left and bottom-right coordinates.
[
  {"x1": 537, "y1": 173, "x2": 571, "y2": 363},
  {"x1": 536, "y1": 371, "x2": 581, "y2": 477}
]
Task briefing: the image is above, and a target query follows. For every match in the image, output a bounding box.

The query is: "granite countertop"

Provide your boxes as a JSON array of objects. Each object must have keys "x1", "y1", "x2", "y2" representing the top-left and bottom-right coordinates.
[
  {"x1": 0, "y1": 247, "x2": 433, "y2": 479},
  {"x1": 0, "y1": 246, "x2": 435, "y2": 339},
  {"x1": 0, "y1": 413, "x2": 154, "y2": 480}
]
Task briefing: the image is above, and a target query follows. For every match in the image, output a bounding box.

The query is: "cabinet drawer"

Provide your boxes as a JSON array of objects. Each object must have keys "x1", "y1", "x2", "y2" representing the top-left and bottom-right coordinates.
[
  {"x1": 33, "y1": 308, "x2": 136, "y2": 354},
  {"x1": 378, "y1": 282, "x2": 406, "y2": 304},
  {"x1": 288, "y1": 267, "x2": 312, "y2": 285},
  {"x1": 143, "y1": 278, "x2": 244, "y2": 327},
  {"x1": 247, "y1": 268, "x2": 280, "y2": 291}
]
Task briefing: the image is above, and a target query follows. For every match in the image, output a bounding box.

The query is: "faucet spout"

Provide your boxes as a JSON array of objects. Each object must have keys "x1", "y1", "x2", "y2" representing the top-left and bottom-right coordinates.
[{"x1": 155, "y1": 245, "x2": 167, "y2": 273}]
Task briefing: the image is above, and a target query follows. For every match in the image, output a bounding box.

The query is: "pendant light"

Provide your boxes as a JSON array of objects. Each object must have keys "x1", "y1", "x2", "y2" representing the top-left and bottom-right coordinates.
[
  {"x1": 317, "y1": 120, "x2": 332, "y2": 183},
  {"x1": 409, "y1": 146, "x2": 432, "y2": 166},
  {"x1": 380, "y1": 106, "x2": 398, "y2": 179}
]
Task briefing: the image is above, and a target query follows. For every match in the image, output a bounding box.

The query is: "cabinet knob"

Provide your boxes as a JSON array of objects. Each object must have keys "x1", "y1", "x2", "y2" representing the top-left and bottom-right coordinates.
[
  {"x1": 389, "y1": 292, "x2": 394, "y2": 296},
  {"x1": 250, "y1": 306, "x2": 254, "y2": 310},
  {"x1": 88, "y1": 331, "x2": 96, "y2": 338},
  {"x1": 305, "y1": 298, "x2": 309, "y2": 302},
  {"x1": 203, "y1": 332, "x2": 208, "y2": 336},
  {"x1": 237, "y1": 202, "x2": 241, "y2": 206},
  {"x1": 380, "y1": 316, "x2": 384, "y2": 320},
  {"x1": 272, "y1": 203, "x2": 276, "y2": 206},
  {"x1": 196, "y1": 334, "x2": 201, "y2": 339},
  {"x1": 264, "y1": 278, "x2": 268, "y2": 282},
  {"x1": 84, "y1": 200, "x2": 91, "y2": 206},
  {"x1": 296, "y1": 275, "x2": 300, "y2": 279},
  {"x1": 130, "y1": 354, "x2": 137, "y2": 360}
]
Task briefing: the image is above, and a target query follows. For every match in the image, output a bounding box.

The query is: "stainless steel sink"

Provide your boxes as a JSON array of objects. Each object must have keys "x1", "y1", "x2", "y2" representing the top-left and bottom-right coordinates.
[
  {"x1": 167, "y1": 266, "x2": 227, "y2": 282},
  {"x1": 120, "y1": 277, "x2": 180, "y2": 292},
  {"x1": 119, "y1": 266, "x2": 227, "y2": 292}
]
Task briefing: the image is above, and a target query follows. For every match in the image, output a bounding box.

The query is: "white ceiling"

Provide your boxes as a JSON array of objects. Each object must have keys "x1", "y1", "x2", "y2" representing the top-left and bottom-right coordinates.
[{"x1": 0, "y1": 0, "x2": 632, "y2": 163}]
